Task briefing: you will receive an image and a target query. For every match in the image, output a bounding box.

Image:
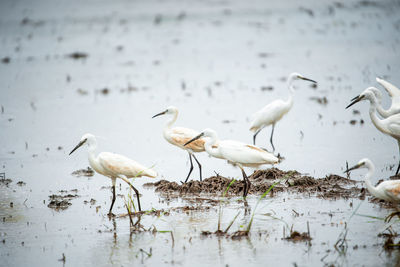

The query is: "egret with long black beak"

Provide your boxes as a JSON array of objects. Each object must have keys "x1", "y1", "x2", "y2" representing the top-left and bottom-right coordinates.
[
  {"x1": 249, "y1": 72, "x2": 317, "y2": 151},
  {"x1": 152, "y1": 106, "x2": 206, "y2": 183},
  {"x1": 184, "y1": 128, "x2": 279, "y2": 198},
  {"x1": 345, "y1": 158, "x2": 400, "y2": 221},
  {"x1": 346, "y1": 89, "x2": 400, "y2": 175},
  {"x1": 69, "y1": 133, "x2": 157, "y2": 215},
  {"x1": 345, "y1": 158, "x2": 400, "y2": 203}
]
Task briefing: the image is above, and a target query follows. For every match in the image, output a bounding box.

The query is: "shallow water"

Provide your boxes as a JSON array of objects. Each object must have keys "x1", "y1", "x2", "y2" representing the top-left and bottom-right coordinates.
[{"x1": 1, "y1": 0, "x2": 400, "y2": 266}]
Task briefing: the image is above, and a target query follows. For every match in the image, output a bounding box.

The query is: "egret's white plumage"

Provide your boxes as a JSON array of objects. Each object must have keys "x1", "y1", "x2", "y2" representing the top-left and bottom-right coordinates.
[
  {"x1": 152, "y1": 106, "x2": 206, "y2": 183},
  {"x1": 250, "y1": 72, "x2": 317, "y2": 151},
  {"x1": 185, "y1": 128, "x2": 279, "y2": 197},
  {"x1": 346, "y1": 89, "x2": 400, "y2": 175},
  {"x1": 69, "y1": 133, "x2": 157, "y2": 214},
  {"x1": 346, "y1": 158, "x2": 400, "y2": 203}
]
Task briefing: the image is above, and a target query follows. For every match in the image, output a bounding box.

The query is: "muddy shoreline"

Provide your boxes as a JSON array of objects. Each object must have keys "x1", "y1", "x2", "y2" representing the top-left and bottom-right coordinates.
[{"x1": 144, "y1": 168, "x2": 365, "y2": 199}]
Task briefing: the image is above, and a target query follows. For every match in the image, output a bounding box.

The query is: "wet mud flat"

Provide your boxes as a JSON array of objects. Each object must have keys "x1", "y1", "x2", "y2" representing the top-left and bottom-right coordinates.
[{"x1": 145, "y1": 168, "x2": 365, "y2": 199}]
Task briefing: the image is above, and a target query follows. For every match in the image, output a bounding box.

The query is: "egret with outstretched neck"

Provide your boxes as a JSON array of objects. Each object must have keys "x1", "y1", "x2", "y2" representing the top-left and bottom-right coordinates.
[
  {"x1": 346, "y1": 89, "x2": 400, "y2": 175},
  {"x1": 69, "y1": 133, "x2": 157, "y2": 215},
  {"x1": 185, "y1": 128, "x2": 279, "y2": 198},
  {"x1": 345, "y1": 158, "x2": 400, "y2": 202},
  {"x1": 250, "y1": 72, "x2": 317, "y2": 151},
  {"x1": 152, "y1": 106, "x2": 205, "y2": 183}
]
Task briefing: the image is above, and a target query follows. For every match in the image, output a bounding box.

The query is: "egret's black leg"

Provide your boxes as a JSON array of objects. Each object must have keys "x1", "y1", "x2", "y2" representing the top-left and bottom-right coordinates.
[
  {"x1": 396, "y1": 141, "x2": 400, "y2": 176},
  {"x1": 253, "y1": 129, "x2": 261, "y2": 145},
  {"x1": 183, "y1": 153, "x2": 194, "y2": 183},
  {"x1": 126, "y1": 183, "x2": 142, "y2": 212},
  {"x1": 108, "y1": 185, "x2": 116, "y2": 216},
  {"x1": 270, "y1": 124, "x2": 276, "y2": 152},
  {"x1": 240, "y1": 167, "x2": 251, "y2": 198},
  {"x1": 192, "y1": 154, "x2": 202, "y2": 181},
  {"x1": 396, "y1": 161, "x2": 400, "y2": 176}
]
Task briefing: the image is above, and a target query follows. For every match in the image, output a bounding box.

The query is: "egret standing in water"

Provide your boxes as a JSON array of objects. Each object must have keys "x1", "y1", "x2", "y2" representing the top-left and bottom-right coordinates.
[
  {"x1": 346, "y1": 89, "x2": 400, "y2": 175},
  {"x1": 250, "y1": 72, "x2": 317, "y2": 151},
  {"x1": 69, "y1": 133, "x2": 157, "y2": 215},
  {"x1": 152, "y1": 106, "x2": 206, "y2": 183},
  {"x1": 345, "y1": 158, "x2": 400, "y2": 203},
  {"x1": 185, "y1": 128, "x2": 279, "y2": 198}
]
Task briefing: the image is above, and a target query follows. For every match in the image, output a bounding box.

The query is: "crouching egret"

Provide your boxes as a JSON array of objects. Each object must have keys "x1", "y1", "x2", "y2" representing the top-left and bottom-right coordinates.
[
  {"x1": 346, "y1": 89, "x2": 400, "y2": 175},
  {"x1": 152, "y1": 106, "x2": 206, "y2": 183},
  {"x1": 249, "y1": 72, "x2": 317, "y2": 151},
  {"x1": 345, "y1": 158, "x2": 400, "y2": 221},
  {"x1": 184, "y1": 128, "x2": 279, "y2": 198},
  {"x1": 345, "y1": 158, "x2": 400, "y2": 203},
  {"x1": 69, "y1": 133, "x2": 157, "y2": 215}
]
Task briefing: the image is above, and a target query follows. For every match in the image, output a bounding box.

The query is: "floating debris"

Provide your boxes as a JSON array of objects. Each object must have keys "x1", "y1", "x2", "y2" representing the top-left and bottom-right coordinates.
[
  {"x1": 71, "y1": 167, "x2": 94, "y2": 177},
  {"x1": 67, "y1": 52, "x2": 88, "y2": 60},
  {"x1": 309, "y1": 96, "x2": 328, "y2": 105}
]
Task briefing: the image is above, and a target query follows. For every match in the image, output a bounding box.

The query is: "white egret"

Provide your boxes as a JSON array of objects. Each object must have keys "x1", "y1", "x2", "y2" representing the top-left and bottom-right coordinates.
[
  {"x1": 346, "y1": 89, "x2": 400, "y2": 175},
  {"x1": 249, "y1": 72, "x2": 317, "y2": 151},
  {"x1": 184, "y1": 128, "x2": 279, "y2": 198},
  {"x1": 69, "y1": 133, "x2": 157, "y2": 215},
  {"x1": 345, "y1": 158, "x2": 400, "y2": 203},
  {"x1": 152, "y1": 106, "x2": 206, "y2": 183}
]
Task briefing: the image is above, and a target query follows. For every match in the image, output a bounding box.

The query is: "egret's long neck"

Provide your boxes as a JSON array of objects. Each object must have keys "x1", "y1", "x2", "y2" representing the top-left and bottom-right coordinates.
[
  {"x1": 87, "y1": 142, "x2": 99, "y2": 170},
  {"x1": 364, "y1": 163, "x2": 380, "y2": 198},
  {"x1": 376, "y1": 103, "x2": 389, "y2": 118},
  {"x1": 165, "y1": 111, "x2": 178, "y2": 130},
  {"x1": 204, "y1": 134, "x2": 221, "y2": 158},
  {"x1": 285, "y1": 76, "x2": 295, "y2": 108},
  {"x1": 368, "y1": 99, "x2": 386, "y2": 133}
]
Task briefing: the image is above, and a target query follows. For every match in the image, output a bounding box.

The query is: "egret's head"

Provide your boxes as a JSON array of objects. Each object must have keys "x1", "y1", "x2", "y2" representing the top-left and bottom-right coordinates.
[
  {"x1": 69, "y1": 133, "x2": 96, "y2": 155},
  {"x1": 344, "y1": 158, "x2": 372, "y2": 173},
  {"x1": 289, "y1": 72, "x2": 317, "y2": 84},
  {"x1": 346, "y1": 89, "x2": 376, "y2": 109},
  {"x1": 184, "y1": 128, "x2": 217, "y2": 147},
  {"x1": 152, "y1": 106, "x2": 178, "y2": 118},
  {"x1": 366, "y1": 87, "x2": 382, "y2": 102}
]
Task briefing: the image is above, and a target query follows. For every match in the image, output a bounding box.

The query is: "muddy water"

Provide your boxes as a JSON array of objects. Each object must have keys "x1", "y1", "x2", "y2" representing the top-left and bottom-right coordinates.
[{"x1": 1, "y1": 0, "x2": 400, "y2": 266}]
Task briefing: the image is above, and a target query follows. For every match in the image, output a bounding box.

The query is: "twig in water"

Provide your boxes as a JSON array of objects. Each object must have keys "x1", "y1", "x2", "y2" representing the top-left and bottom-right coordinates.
[{"x1": 224, "y1": 211, "x2": 240, "y2": 233}]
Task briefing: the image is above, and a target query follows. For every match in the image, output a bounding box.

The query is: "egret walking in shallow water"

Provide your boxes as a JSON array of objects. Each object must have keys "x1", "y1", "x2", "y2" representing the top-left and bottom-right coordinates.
[
  {"x1": 249, "y1": 72, "x2": 317, "y2": 151},
  {"x1": 69, "y1": 133, "x2": 157, "y2": 215},
  {"x1": 346, "y1": 89, "x2": 400, "y2": 175},
  {"x1": 152, "y1": 106, "x2": 206, "y2": 183},
  {"x1": 345, "y1": 158, "x2": 400, "y2": 203},
  {"x1": 184, "y1": 128, "x2": 279, "y2": 198}
]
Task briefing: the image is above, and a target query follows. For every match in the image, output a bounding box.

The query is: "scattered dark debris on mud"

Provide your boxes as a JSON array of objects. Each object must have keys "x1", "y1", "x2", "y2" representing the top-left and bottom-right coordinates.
[
  {"x1": 16, "y1": 181, "x2": 26, "y2": 186},
  {"x1": 47, "y1": 193, "x2": 79, "y2": 210},
  {"x1": 71, "y1": 167, "x2": 94, "y2": 177},
  {"x1": 285, "y1": 230, "x2": 312, "y2": 242},
  {"x1": 144, "y1": 168, "x2": 362, "y2": 200},
  {"x1": 0, "y1": 173, "x2": 12, "y2": 186},
  {"x1": 379, "y1": 230, "x2": 400, "y2": 250}
]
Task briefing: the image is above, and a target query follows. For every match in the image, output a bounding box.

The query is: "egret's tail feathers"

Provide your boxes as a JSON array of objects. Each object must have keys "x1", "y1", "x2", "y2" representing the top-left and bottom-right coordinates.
[
  {"x1": 144, "y1": 168, "x2": 157, "y2": 178},
  {"x1": 249, "y1": 126, "x2": 259, "y2": 132},
  {"x1": 263, "y1": 153, "x2": 279, "y2": 164}
]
